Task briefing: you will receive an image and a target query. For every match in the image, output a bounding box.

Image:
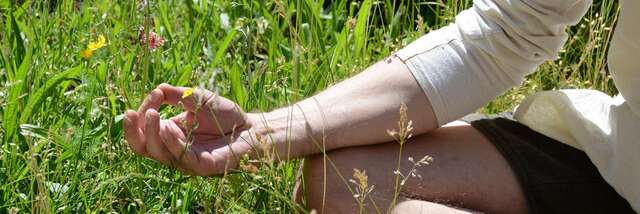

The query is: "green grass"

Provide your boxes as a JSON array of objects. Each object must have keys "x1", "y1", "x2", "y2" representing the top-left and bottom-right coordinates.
[{"x1": 0, "y1": 0, "x2": 618, "y2": 212}]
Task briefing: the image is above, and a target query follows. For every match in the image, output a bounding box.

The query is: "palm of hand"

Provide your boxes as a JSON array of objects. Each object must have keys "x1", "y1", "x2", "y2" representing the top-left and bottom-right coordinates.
[
  {"x1": 158, "y1": 118, "x2": 238, "y2": 175},
  {"x1": 124, "y1": 84, "x2": 252, "y2": 176}
]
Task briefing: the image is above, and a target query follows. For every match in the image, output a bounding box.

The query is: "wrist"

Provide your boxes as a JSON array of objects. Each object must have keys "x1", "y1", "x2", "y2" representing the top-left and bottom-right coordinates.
[{"x1": 243, "y1": 110, "x2": 316, "y2": 160}]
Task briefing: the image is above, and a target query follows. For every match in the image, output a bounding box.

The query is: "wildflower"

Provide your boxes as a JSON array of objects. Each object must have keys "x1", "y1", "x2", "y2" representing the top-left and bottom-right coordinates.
[
  {"x1": 81, "y1": 35, "x2": 107, "y2": 59},
  {"x1": 88, "y1": 35, "x2": 107, "y2": 50},
  {"x1": 346, "y1": 17, "x2": 357, "y2": 30},
  {"x1": 352, "y1": 169, "x2": 368, "y2": 191},
  {"x1": 9, "y1": 207, "x2": 20, "y2": 214},
  {"x1": 349, "y1": 168, "x2": 374, "y2": 213},
  {"x1": 220, "y1": 13, "x2": 230, "y2": 30},
  {"x1": 256, "y1": 17, "x2": 269, "y2": 34},
  {"x1": 138, "y1": 26, "x2": 166, "y2": 50},
  {"x1": 182, "y1": 88, "x2": 195, "y2": 99},
  {"x1": 80, "y1": 49, "x2": 94, "y2": 59},
  {"x1": 240, "y1": 162, "x2": 259, "y2": 174},
  {"x1": 387, "y1": 104, "x2": 413, "y2": 144}
]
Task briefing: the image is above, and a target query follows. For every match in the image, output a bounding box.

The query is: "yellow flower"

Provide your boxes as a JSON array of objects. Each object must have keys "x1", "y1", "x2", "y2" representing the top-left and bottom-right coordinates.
[
  {"x1": 81, "y1": 35, "x2": 107, "y2": 59},
  {"x1": 88, "y1": 35, "x2": 107, "y2": 51},
  {"x1": 81, "y1": 49, "x2": 94, "y2": 59},
  {"x1": 182, "y1": 88, "x2": 195, "y2": 99}
]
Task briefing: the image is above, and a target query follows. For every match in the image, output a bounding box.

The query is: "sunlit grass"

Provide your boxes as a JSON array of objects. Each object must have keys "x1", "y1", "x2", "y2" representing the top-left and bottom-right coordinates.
[{"x1": 0, "y1": 0, "x2": 618, "y2": 212}]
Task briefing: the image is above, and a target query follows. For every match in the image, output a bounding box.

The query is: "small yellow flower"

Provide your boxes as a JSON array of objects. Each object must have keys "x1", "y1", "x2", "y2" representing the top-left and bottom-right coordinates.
[
  {"x1": 88, "y1": 35, "x2": 107, "y2": 51},
  {"x1": 80, "y1": 49, "x2": 94, "y2": 59},
  {"x1": 182, "y1": 88, "x2": 195, "y2": 99},
  {"x1": 81, "y1": 34, "x2": 107, "y2": 59}
]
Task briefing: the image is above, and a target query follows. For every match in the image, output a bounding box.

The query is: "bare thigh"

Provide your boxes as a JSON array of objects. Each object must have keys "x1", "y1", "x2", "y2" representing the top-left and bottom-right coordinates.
[{"x1": 301, "y1": 122, "x2": 528, "y2": 214}]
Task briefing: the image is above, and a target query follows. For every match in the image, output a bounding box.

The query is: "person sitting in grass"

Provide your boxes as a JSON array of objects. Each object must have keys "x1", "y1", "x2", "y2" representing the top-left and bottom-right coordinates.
[{"x1": 123, "y1": 0, "x2": 638, "y2": 213}]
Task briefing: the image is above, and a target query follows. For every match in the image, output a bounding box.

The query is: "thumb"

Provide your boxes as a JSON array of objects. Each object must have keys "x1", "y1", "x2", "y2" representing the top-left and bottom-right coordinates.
[
  {"x1": 157, "y1": 83, "x2": 249, "y2": 134},
  {"x1": 157, "y1": 83, "x2": 217, "y2": 112}
]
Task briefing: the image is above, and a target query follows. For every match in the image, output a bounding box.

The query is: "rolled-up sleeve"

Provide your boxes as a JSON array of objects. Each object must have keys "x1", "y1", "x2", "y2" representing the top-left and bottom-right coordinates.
[{"x1": 396, "y1": 0, "x2": 591, "y2": 125}]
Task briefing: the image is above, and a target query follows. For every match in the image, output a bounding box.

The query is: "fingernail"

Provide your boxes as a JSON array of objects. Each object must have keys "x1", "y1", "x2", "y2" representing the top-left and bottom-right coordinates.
[{"x1": 149, "y1": 92, "x2": 157, "y2": 102}]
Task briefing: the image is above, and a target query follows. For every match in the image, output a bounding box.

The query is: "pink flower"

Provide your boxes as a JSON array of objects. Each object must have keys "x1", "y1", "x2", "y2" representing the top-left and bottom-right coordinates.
[{"x1": 138, "y1": 26, "x2": 165, "y2": 50}]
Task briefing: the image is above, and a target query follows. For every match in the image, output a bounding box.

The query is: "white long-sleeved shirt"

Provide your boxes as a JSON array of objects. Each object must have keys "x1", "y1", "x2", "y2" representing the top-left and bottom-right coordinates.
[{"x1": 395, "y1": 0, "x2": 639, "y2": 211}]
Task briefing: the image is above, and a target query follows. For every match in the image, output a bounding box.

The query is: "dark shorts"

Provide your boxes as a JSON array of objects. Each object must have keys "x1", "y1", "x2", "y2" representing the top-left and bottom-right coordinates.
[{"x1": 467, "y1": 116, "x2": 635, "y2": 214}]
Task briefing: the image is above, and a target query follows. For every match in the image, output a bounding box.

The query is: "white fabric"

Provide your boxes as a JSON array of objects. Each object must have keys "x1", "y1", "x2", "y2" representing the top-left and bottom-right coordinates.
[
  {"x1": 396, "y1": 0, "x2": 591, "y2": 125},
  {"x1": 515, "y1": 0, "x2": 640, "y2": 210},
  {"x1": 396, "y1": 0, "x2": 639, "y2": 211}
]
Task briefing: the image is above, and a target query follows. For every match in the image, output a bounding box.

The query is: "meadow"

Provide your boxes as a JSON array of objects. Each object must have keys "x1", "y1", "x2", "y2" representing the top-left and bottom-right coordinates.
[{"x1": 0, "y1": 0, "x2": 619, "y2": 213}]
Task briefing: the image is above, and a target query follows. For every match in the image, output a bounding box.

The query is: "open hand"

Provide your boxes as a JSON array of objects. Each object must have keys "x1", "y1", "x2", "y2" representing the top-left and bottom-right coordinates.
[{"x1": 123, "y1": 84, "x2": 255, "y2": 176}]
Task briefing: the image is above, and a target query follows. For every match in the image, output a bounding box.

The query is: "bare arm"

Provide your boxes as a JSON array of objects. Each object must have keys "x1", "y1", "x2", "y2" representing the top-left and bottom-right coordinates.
[
  {"x1": 124, "y1": 0, "x2": 591, "y2": 175},
  {"x1": 123, "y1": 56, "x2": 437, "y2": 175},
  {"x1": 246, "y1": 57, "x2": 437, "y2": 160}
]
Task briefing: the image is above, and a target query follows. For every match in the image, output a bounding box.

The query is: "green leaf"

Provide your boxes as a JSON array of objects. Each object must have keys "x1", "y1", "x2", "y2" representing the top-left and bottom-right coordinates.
[
  {"x1": 354, "y1": 0, "x2": 372, "y2": 57},
  {"x1": 19, "y1": 66, "x2": 82, "y2": 124},
  {"x1": 229, "y1": 63, "x2": 246, "y2": 108},
  {"x1": 19, "y1": 124, "x2": 47, "y2": 139},
  {"x1": 212, "y1": 30, "x2": 237, "y2": 66},
  {"x1": 2, "y1": 46, "x2": 31, "y2": 142},
  {"x1": 175, "y1": 64, "x2": 193, "y2": 86}
]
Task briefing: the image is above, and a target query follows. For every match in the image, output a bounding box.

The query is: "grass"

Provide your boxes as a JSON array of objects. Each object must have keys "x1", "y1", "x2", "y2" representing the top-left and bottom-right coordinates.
[{"x1": 0, "y1": 0, "x2": 619, "y2": 213}]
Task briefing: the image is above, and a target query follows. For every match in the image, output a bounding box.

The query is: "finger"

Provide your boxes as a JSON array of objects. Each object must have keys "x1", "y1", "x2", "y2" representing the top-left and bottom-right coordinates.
[
  {"x1": 137, "y1": 89, "x2": 165, "y2": 129},
  {"x1": 157, "y1": 83, "x2": 216, "y2": 111},
  {"x1": 144, "y1": 109, "x2": 175, "y2": 165},
  {"x1": 160, "y1": 120, "x2": 199, "y2": 169},
  {"x1": 156, "y1": 122, "x2": 196, "y2": 175},
  {"x1": 123, "y1": 110, "x2": 147, "y2": 156},
  {"x1": 159, "y1": 83, "x2": 249, "y2": 134}
]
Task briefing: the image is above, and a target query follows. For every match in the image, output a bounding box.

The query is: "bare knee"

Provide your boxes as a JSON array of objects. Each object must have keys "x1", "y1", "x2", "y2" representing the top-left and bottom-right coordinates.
[
  {"x1": 302, "y1": 151, "x2": 364, "y2": 214},
  {"x1": 302, "y1": 154, "x2": 336, "y2": 213},
  {"x1": 302, "y1": 154, "x2": 323, "y2": 205},
  {"x1": 300, "y1": 125, "x2": 528, "y2": 214}
]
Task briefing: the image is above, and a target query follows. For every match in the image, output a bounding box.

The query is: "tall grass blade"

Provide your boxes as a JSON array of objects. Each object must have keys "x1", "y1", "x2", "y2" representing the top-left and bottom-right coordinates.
[
  {"x1": 354, "y1": 0, "x2": 372, "y2": 58},
  {"x1": 19, "y1": 66, "x2": 81, "y2": 125}
]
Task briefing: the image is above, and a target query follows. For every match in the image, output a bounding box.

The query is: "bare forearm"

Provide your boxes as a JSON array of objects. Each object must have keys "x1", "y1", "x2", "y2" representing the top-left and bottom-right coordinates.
[{"x1": 246, "y1": 58, "x2": 437, "y2": 159}]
